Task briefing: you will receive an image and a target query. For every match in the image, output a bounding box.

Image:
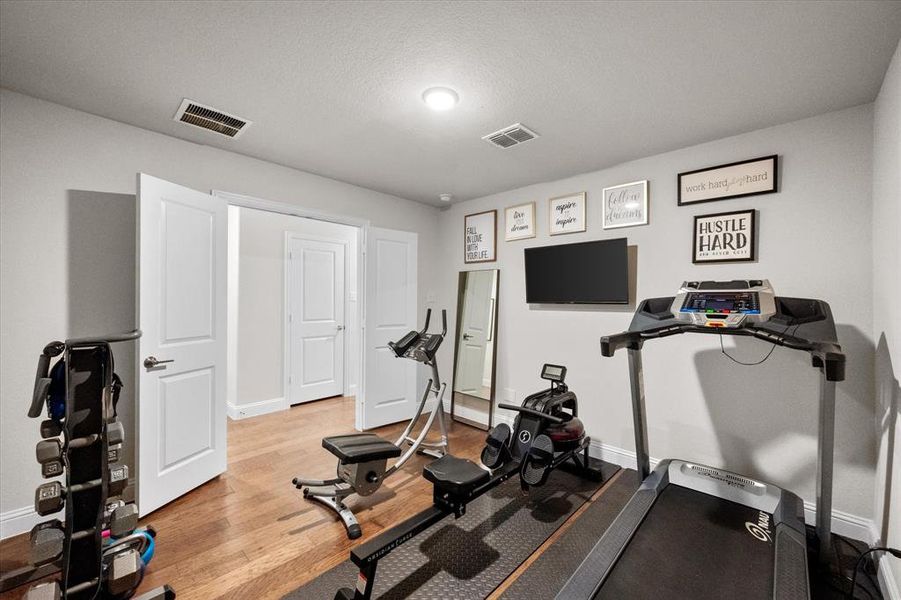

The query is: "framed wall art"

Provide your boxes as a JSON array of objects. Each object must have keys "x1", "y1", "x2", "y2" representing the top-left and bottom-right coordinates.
[
  {"x1": 464, "y1": 210, "x2": 497, "y2": 263},
  {"x1": 602, "y1": 180, "x2": 648, "y2": 229},
  {"x1": 504, "y1": 202, "x2": 536, "y2": 241},
  {"x1": 548, "y1": 192, "x2": 586, "y2": 235},
  {"x1": 678, "y1": 155, "x2": 777, "y2": 205},
  {"x1": 693, "y1": 209, "x2": 756, "y2": 263}
]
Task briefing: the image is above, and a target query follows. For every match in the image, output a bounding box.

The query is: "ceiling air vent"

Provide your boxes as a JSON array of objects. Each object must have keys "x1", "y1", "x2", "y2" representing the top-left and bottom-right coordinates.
[
  {"x1": 173, "y1": 99, "x2": 252, "y2": 138},
  {"x1": 482, "y1": 123, "x2": 539, "y2": 149}
]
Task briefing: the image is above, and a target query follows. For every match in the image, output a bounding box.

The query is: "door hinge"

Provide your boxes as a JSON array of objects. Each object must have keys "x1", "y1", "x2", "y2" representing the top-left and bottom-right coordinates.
[{"x1": 288, "y1": 314, "x2": 293, "y2": 323}]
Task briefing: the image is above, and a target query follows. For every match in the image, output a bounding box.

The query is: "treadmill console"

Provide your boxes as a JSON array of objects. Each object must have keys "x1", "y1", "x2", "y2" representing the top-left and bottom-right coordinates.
[{"x1": 671, "y1": 279, "x2": 776, "y2": 328}]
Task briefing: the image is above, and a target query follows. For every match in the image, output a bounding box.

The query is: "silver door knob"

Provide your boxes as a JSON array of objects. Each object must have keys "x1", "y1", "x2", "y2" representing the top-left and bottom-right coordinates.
[
  {"x1": 336, "y1": 325, "x2": 345, "y2": 331},
  {"x1": 462, "y1": 333, "x2": 473, "y2": 340},
  {"x1": 144, "y1": 356, "x2": 174, "y2": 369}
]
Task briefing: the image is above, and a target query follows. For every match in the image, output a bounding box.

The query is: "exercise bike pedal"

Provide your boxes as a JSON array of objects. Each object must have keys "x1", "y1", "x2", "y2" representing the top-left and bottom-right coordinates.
[
  {"x1": 480, "y1": 423, "x2": 512, "y2": 469},
  {"x1": 520, "y1": 434, "x2": 554, "y2": 488}
]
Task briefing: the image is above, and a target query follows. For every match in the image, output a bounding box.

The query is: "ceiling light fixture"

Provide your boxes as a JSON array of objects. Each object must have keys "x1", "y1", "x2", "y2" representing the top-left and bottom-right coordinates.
[
  {"x1": 422, "y1": 87, "x2": 459, "y2": 111},
  {"x1": 439, "y1": 193, "x2": 453, "y2": 203}
]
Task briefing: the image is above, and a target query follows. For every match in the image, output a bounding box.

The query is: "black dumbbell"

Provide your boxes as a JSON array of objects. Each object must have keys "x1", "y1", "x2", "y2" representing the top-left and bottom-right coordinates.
[
  {"x1": 107, "y1": 420, "x2": 124, "y2": 447},
  {"x1": 107, "y1": 548, "x2": 143, "y2": 596},
  {"x1": 29, "y1": 520, "x2": 64, "y2": 565},
  {"x1": 109, "y1": 503, "x2": 139, "y2": 537},
  {"x1": 35, "y1": 439, "x2": 63, "y2": 479},
  {"x1": 34, "y1": 482, "x2": 63, "y2": 516},
  {"x1": 24, "y1": 581, "x2": 60, "y2": 600},
  {"x1": 109, "y1": 464, "x2": 129, "y2": 497},
  {"x1": 40, "y1": 419, "x2": 62, "y2": 439}
]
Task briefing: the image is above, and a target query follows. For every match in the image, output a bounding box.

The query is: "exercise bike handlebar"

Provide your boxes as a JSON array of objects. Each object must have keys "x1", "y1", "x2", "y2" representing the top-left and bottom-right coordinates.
[
  {"x1": 497, "y1": 403, "x2": 565, "y2": 424},
  {"x1": 418, "y1": 309, "x2": 448, "y2": 337}
]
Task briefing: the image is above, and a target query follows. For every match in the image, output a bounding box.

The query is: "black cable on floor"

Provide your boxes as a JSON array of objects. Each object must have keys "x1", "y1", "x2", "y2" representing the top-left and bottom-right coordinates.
[{"x1": 848, "y1": 546, "x2": 901, "y2": 599}]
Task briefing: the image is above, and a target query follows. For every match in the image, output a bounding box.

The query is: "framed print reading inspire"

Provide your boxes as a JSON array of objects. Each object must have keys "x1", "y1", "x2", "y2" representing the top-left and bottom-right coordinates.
[{"x1": 548, "y1": 192, "x2": 586, "y2": 235}]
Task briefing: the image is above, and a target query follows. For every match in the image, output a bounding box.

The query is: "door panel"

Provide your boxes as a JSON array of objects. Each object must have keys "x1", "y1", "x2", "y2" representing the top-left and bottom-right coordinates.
[
  {"x1": 138, "y1": 174, "x2": 227, "y2": 516},
  {"x1": 288, "y1": 237, "x2": 345, "y2": 404},
  {"x1": 363, "y1": 228, "x2": 417, "y2": 429}
]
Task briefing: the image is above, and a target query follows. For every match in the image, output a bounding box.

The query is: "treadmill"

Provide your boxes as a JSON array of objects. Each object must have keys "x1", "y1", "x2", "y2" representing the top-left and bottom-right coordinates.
[{"x1": 558, "y1": 280, "x2": 844, "y2": 600}]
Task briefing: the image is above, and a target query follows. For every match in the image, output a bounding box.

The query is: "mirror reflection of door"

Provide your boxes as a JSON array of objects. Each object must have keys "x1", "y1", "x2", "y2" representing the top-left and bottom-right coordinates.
[{"x1": 452, "y1": 269, "x2": 498, "y2": 429}]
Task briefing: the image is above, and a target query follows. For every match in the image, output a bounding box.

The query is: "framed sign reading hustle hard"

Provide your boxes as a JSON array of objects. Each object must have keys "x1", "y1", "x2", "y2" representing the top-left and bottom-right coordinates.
[
  {"x1": 692, "y1": 209, "x2": 756, "y2": 264},
  {"x1": 678, "y1": 155, "x2": 778, "y2": 206}
]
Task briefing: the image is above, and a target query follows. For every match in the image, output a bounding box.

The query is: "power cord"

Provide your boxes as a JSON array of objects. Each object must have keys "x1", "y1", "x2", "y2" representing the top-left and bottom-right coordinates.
[
  {"x1": 718, "y1": 321, "x2": 799, "y2": 366},
  {"x1": 848, "y1": 546, "x2": 901, "y2": 599}
]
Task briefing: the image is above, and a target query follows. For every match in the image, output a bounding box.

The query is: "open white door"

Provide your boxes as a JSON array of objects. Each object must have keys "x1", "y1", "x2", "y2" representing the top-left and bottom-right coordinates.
[
  {"x1": 454, "y1": 271, "x2": 494, "y2": 395},
  {"x1": 287, "y1": 236, "x2": 345, "y2": 404},
  {"x1": 362, "y1": 227, "x2": 417, "y2": 429},
  {"x1": 137, "y1": 174, "x2": 227, "y2": 515}
]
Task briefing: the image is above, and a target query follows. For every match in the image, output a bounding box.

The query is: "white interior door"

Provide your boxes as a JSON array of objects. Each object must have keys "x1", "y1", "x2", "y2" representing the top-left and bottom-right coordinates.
[
  {"x1": 288, "y1": 236, "x2": 345, "y2": 404},
  {"x1": 362, "y1": 227, "x2": 417, "y2": 429},
  {"x1": 137, "y1": 174, "x2": 227, "y2": 516},
  {"x1": 454, "y1": 272, "x2": 493, "y2": 395}
]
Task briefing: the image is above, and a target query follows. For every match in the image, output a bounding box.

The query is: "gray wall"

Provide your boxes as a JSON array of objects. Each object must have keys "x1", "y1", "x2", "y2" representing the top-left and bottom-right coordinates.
[
  {"x1": 872, "y1": 41, "x2": 901, "y2": 590},
  {"x1": 0, "y1": 89, "x2": 439, "y2": 531},
  {"x1": 436, "y1": 104, "x2": 877, "y2": 519}
]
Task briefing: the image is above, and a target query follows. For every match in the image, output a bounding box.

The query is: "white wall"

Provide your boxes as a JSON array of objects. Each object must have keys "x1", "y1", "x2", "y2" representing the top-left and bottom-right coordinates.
[
  {"x1": 437, "y1": 104, "x2": 877, "y2": 523},
  {"x1": 0, "y1": 89, "x2": 440, "y2": 537},
  {"x1": 232, "y1": 207, "x2": 359, "y2": 418},
  {"x1": 872, "y1": 41, "x2": 901, "y2": 596}
]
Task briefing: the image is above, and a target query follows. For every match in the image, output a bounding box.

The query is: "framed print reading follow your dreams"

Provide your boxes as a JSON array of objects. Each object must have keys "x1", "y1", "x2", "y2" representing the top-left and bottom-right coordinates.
[
  {"x1": 602, "y1": 180, "x2": 648, "y2": 229},
  {"x1": 693, "y1": 209, "x2": 756, "y2": 264},
  {"x1": 548, "y1": 192, "x2": 586, "y2": 235},
  {"x1": 464, "y1": 210, "x2": 496, "y2": 263}
]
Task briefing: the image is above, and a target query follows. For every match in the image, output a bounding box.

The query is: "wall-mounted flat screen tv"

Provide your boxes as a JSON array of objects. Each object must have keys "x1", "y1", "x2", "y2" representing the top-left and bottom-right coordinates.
[{"x1": 524, "y1": 238, "x2": 629, "y2": 304}]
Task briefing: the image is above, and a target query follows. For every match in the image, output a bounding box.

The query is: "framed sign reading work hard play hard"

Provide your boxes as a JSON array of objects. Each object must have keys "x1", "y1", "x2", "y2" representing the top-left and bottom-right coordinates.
[
  {"x1": 678, "y1": 155, "x2": 778, "y2": 205},
  {"x1": 464, "y1": 210, "x2": 497, "y2": 263},
  {"x1": 549, "y1": 192, "x2": 586, "y2": 235},
  {"x1": 693, "y1": 209, "x2": 756, "y2": 263}
]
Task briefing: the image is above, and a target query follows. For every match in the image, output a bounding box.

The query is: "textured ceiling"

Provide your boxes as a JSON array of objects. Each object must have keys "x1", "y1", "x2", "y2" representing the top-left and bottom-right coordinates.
[{"x1": 1, "y1": 1, "x2": 899, "y2": 205}]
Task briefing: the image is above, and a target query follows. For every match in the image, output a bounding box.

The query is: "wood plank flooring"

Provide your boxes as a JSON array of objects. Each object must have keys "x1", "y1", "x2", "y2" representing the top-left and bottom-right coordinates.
[{"x1": 0, "y1": 396, "x2": 492, "y2": 600}]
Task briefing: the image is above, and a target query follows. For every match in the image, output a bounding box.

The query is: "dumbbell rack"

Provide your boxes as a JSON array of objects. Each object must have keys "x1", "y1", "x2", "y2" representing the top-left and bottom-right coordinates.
[{"x1": 0, "y1": 330, "x2": 174, "y2": 599}]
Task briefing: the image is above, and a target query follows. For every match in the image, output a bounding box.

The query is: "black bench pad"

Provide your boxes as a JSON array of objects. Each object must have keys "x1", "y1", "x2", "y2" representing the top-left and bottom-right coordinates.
[
  {"x1": 322, "y1": 433, "x2": 401, "y2": 464},
  {"x1": 423, "y1": 455, "x2": 490, "y2": 497}
]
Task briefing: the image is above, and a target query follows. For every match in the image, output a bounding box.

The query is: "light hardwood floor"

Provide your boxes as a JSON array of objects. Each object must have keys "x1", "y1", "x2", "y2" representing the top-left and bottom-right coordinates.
[{"x1": 0, "y1": 396, "x2": 493, "y2": 600}]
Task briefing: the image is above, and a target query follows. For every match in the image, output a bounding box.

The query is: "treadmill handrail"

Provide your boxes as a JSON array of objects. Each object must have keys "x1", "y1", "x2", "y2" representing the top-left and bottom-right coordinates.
[{"x1": 601, "y1": 323, "x2": 845, "y2": 381}]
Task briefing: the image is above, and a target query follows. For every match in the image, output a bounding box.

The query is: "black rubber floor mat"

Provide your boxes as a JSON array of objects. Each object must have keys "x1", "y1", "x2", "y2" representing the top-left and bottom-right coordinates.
[
  {"x1": 285, "y1": 461, "x2": 620, "y2": 599},
  {"x1": 500, "y1": 469, "x2": 639, "y2": 599}
]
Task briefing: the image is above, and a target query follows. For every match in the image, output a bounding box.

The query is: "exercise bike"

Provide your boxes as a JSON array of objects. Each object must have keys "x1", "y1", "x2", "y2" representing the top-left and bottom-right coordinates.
[{"x1": 292, "y1": 309, "x2": 450, "y2": 539}]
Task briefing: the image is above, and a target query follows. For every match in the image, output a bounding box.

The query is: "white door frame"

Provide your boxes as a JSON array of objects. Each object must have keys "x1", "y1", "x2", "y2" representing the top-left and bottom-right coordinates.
[
  {"x1": 212, "y1": 190, "x2": 370, "y2": 430},
  {"x1": 284, "y1": 231, "x2": 352, "y2": 404}
]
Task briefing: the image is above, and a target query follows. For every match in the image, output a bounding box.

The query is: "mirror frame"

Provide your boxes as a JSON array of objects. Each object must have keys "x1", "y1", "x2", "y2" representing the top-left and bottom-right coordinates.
[{"x1": 450, "y1": 269, "x2": 499, "y2": 430}]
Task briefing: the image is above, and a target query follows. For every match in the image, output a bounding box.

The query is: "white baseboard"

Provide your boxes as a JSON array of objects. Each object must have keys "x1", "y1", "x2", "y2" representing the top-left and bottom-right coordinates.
[
  {"x1": 878, "y1": 557, "x2": 901, "y2": 600},
  {"x1": 227, "y1": 396, "x2": 286, "y2": 420},
  {"x1": 0, "y1": 504, "x2": 60, "y2": 540}
]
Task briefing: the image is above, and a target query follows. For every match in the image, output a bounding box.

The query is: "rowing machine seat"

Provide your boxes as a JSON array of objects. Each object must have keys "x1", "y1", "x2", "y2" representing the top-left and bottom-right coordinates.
[{"x1": 423, "y1": 455, "x2": 490, "y2": 497}]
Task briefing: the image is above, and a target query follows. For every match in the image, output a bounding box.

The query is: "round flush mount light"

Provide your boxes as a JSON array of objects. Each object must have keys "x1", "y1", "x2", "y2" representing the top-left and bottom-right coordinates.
[
  {"x1": 422, "y1": 87, "x2": 459, "y2": 111},
  {"x1": 439, "y1": 193, "x2": 453, "y2": 203}
]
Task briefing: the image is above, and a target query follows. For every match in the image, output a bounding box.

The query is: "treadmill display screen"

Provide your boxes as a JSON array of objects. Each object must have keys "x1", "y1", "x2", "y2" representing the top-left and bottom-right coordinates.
[{"x1": 680, "y1": 292, "x2": 760, "y2": 314}]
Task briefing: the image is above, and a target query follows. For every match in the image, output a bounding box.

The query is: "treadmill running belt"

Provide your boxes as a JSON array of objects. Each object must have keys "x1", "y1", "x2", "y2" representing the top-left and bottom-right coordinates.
[{"x1": 599, "y1": 485, "x2": 775, "y2": 599}]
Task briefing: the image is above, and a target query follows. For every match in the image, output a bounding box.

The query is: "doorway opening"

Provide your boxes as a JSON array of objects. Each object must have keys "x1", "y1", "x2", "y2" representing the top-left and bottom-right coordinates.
[{"x1": 227, "y1": 205, "x2": 361, "y2": 418}]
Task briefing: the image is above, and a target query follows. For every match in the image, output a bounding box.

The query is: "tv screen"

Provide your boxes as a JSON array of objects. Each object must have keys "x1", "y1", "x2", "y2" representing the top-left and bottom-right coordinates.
[{"x1": 524, "y1": 238, "x2": 629, "y2": 304}]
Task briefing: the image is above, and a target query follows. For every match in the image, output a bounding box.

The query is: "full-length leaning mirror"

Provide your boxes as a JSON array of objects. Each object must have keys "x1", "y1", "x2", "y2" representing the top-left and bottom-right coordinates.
[{"x1": 451, "y1": 269, "x2": 499, "y2": 430}]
